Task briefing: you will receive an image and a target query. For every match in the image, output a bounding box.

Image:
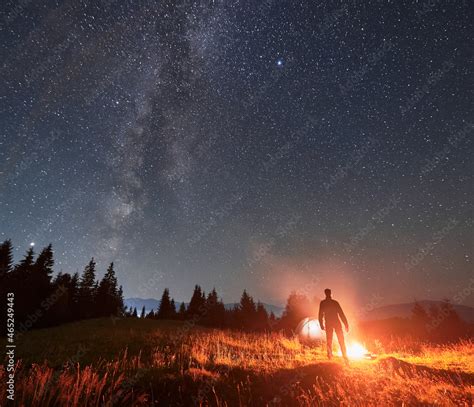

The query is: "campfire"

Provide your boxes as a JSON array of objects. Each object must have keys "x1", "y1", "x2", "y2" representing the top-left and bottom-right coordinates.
[{"x1": 339, "y1": 341, "x2": 376, "y2": 360}]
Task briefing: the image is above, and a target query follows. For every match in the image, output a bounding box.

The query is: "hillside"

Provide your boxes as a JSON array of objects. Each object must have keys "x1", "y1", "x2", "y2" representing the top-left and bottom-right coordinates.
[
  {"x1": 0, "y1": 318, "x2": 472, "y2": 405},
  {"x1": 362, "y1": 301, "x2": 474, "y2": 323}
]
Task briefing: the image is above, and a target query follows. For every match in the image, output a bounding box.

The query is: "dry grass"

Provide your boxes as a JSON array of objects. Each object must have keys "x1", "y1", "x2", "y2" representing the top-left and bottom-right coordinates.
[{"x1": 0, "y1": 318, "x2": 472, "y2": 406}]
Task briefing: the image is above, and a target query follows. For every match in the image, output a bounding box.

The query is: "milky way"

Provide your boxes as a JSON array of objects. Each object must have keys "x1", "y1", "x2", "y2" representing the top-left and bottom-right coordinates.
[{"x1": 1, "y1": 0, "x2": 472, "y2": 307}]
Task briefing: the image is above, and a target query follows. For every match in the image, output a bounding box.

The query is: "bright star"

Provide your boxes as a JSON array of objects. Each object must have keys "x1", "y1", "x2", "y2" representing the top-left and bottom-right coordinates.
[
  {"x1": 30, "y1": 242, "x2": 35, "y2": 247},
  {"x1": 276, "y1": 57, "x2": 284, "y2": 67}
]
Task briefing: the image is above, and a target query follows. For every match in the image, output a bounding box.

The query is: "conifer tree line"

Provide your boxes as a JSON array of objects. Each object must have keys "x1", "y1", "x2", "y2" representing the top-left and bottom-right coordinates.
[
  {"x1": 126, "y1": 286, "x2": 314, "y2": 332},
  {"x1": 0, "y1": 240, "x2": 124, "y2": 335},
  {"x1": 126, "y1": 285, "x2": 278, "y2": 331}
]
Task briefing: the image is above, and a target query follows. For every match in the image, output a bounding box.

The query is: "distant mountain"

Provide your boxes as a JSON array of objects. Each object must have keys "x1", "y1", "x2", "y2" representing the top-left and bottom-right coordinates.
[
  {"x1": 125, "y1": 298, "x2": 284, "y2": 317},
  {"x1": 361, "y1": 300, "x2": 474, "y2": 323}
]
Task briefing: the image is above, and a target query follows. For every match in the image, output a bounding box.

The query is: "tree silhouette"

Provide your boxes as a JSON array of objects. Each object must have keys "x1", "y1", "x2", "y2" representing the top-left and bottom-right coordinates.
[
  {"x1": 117, "y1": 285, "x2": 125, "y2": 316},
  {"x1": 146, "y1": 309, "x2": 155, "y2": 318},
  {"x1": 78, "y1": 259, "x2": 97, "y2": 319},
  {"x1": 14, "y1": 247, "x2": 35, "y2": 280},
  {"x1": 256, "y1": 302, "x2": 269, "y2": 330},
  {"x1": 96, "y1": 263, "x2": 120, "y2": 317},
  {"x1": 0, "y1": 239, "x2": 13, "y2": 277},
  {"x1": 0, "y1": 240, "x2": 127, "y2": 333},
  {"x1": 30, "y1": 244, "x2": 55, "y2": 316},
  {"x1": 233, "y1": 290, "x2": 257, "y2": 330},
  {"x1": 279, "y1": 291, "x2": 311, "y2": 331},
  {"x1": 187, "y1": 285, "x2": 206, "y2": 319},
  {"x1": 239, "y1": 290, "x2": 256, "y2": 314},
  {"x1": 69, "y1": 272, "x2": 80, "y2": 319},
  {"x1": 0, "y1": 240, "x2": 14, "y2": 335},
  {"x1": 177, "y1": 302, "x2": 187, "y2": 320},
  {"x1": 140, "y1": 305, "x2": 146, "y2": 318},
  {"x1": 50, "y1": 272, "x2": 74, "y2": 324},
  {"x1": 202, "y1": 288, "x2": 225, "y2": 326},
  {"x1": 157, "y1": 288, "x2": 176, "y2": 319},
  {"x1": 34, "y1": 244, "x2": 54, "y2": 282},
  {"x1": 11, "y1": 247, "x2": 36, "y2": 323}
]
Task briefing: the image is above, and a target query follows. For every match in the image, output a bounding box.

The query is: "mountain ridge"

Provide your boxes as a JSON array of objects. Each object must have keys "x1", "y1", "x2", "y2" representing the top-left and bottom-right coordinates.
[{"x1": 360, "y1": 300, "x2": 474, "y2": 323}]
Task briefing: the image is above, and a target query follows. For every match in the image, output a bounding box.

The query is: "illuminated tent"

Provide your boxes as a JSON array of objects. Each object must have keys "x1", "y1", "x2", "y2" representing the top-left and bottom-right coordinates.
[
  {"x1": 297, "y1": 317, "x2": 376, "y2": 359},
  {"x1": 297, "y1": 317, "x2": 324, "y2": 340}
]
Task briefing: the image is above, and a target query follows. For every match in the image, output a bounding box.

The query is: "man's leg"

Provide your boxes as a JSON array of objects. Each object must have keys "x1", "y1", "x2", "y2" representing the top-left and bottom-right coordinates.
[
  {"x1": 335, "y1": 325, "x2": 347, "y2": 360},
  {"x1": 326, "y1": 326, "x2": 334, "y2": 359}
]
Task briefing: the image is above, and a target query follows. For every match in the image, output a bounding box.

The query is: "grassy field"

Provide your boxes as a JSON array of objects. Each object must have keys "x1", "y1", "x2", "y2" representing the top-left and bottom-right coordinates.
[{"x1": 0, "y1": 318, "x2": 472, "y2": 406}]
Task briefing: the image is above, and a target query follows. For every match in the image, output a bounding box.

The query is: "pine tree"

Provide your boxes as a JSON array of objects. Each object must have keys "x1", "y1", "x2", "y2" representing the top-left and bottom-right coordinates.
[
  {"x1": 14, "y1": 247, "x2": 35, "y2": 279},
  {"x1": 239, "y1": 290, "x2": 256, "y2": 314},
  {"x1": 279, "y1": 291, "x2": 311, "y2": 331},
  {"x1": 177, "y1": 302, "x2": 187, "y2": 320},
  {"x1": 146, "y1": 309, "x2": 155, "y2": 319},
  {"x1": 0, "y1": 239, "x2": 128, "y2": 332},
  {"x1": 50, "y1": 272, "x2": 73, "y2": 324},
  {"x1": 203, "y1": 288, "x2": 225, "y2": 327},
  {"x1": 78, "y1": 258, "x2": 97, "y2": 319},
  {"x1": 256, "y1": 302, "x2": 269, "y2": 330},
  {"x1": 132, "y1": 307, "x2": 138, "y2": 318},
  {"x1": 117, "y1": 285, "x2": 125, "y2": 316},
  {"x1": 69, "y1": 272, "x2": 80, "y2": 319},
  {"x1": 0, "y1": 239, "x2": 13, "y2": 277},
  {"x1": 30, "y1": 244, "x2": 55, "y2": 320},
  {"x1": 170, "y1": 298, "x2": 176, "y2": 318},
  {"x1": 34, "y1": 244, "x2": 54, "y2": 283},
  {"x1": 187, "y1": 285, "x2": 206, "y2": 319},
  {"x1": 269, "y1": 311, "x2": 277, "y2": 329},
  {"x1": 140, "y1": 305, "x2": 146, "y2": 318},
  {"x1": 96, "y1": 263, "x2": 120, "y2": 317},
  {"x1": 157, "y1": 288, "x2": 176, "y2": 319},
  {"x1": 207, "y1": 288, "x2": 218, "y2": 307},
  {"x1": 236, "y1": 290, "x2": 257, "y2": 330},
  {"x1": 0, "y1": 239, "x2": 14, "y2": 336},
  {"x1": 11, "y1": 247, "x2": 36, "y2": 323}
]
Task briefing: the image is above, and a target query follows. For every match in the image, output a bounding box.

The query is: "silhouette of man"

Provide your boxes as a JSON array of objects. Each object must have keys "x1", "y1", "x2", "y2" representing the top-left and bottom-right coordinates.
[{"x1": 318, "y1": 288, "x2": 349, "y2": 362}]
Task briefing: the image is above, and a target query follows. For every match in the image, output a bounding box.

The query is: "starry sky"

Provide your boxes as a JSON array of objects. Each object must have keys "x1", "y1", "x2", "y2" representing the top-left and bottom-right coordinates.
[{"x1": 1, "y1": 0, "x2": 472, "y2": 309}]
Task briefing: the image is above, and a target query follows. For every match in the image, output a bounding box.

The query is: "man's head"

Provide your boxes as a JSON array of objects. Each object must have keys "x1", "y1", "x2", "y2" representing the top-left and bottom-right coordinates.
[{"x1": 324, "y1": 288, "x2": 332, "y2": 298}]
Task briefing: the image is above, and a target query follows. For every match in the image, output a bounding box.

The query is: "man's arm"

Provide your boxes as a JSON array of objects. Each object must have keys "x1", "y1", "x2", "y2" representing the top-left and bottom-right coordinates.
[
  {"x1": 337, "y1": 302, "x2": 349, "y2": 331},
  {"x1": 318, "y1": 301, "x2": 325, "y2": 330}
]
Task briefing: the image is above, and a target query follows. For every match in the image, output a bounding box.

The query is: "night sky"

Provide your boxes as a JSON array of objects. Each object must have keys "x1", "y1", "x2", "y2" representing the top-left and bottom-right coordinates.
[{"x1": 1, "y1": 0, "x2": 472, "y2": 309}]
